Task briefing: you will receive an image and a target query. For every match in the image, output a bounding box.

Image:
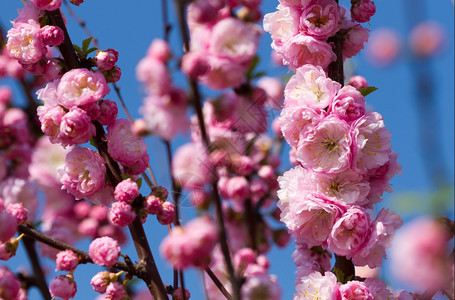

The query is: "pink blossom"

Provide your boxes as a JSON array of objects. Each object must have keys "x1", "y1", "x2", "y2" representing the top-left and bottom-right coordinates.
[
  {"x1": 59, "y1": 147, "x2": 106, "y2": 200},
  {"x1": 390, "y1": 217, "x2": 452, "y2": 292},
  {"x1": 0, "y1": 266, "x2": 21, "y2": 299},
  {"x1": 300, "y1": 0, "x2": 340, "y2": 40},
  {"x1": 366, "y1": 29, "x2": 401, "y2": 66},
  {"x1": 31, "y1": 0, "x2": 62, "y2": 11},
  {"x1": 280, "y1": 105, "x2": 325, "y2": 148},
  {"x1": 281, "y1": 34, "x2": 336, "y2": 69},
  {"x1": 329, "y1": 85, "x2": 366, "y2": 123},
  {"x1": 346, "y1": 75, "x2": 369, "y2": 91},
  {"x1": 263, "y1": 5, "x2": 300, "y2": 47},
  {"x1": 105, "y1": 281, "x2": 128, "y2": 300},
  {"x1": 364, "y1": 278, "x2": 394, "y2": 299},
  {"x1": 114, "y1": 179, "x2": 139, "y2": 203},
  {"x1": 339, "y1": 280, "x2": 373, "y2": 300},
  {"x1": 160, "y1": 217, "x2": 217, "y2": 269},
  {"x1": 187, "y1": 0, "x2": 224, "y2": 24},
  {"x1": 45, "y1": 58, "x2": 63, "y2": 81},
  {"x1": 0, "y1": 237, "x2": 19, "y2": 261},
  {"x1": 144, "y1": 195, "x2": 163, "y2": 215},
  {"x1": 242, "y1": 274, "x2": 281, "y2": 300},
  {"x1": 181, "y1": 51, "x2": 209, "y2": 79},
  {"x1": 328, "y1": 206, "x2": 371, "y2": 256},
  {"x1": 293, "y1": 243, "x2": 332, "y2": 279},
  {"x1": 136, "y1": 56, "x2": 171, "y2": 95},
  {"x1": 6, "y1": 20, "x2": 46, "y2": 64},
  {"x1": 409, "y1": 21, "x2": 446, "y2": 57},
  {"x1": 284, "y1": 64, "x2": 340, "y2": 109},
  {"x1": 351, "y1": 112, "x2": 392, "y2": 174},
  {"x1": 296, "y1": 115, "x2": 352, "y2": 173},
  {"x1": 78, "y1": 218, "x2": 98, "y2": 237},
  {"x1": 97, "y1": 100, "x2": 118, "y2": 126},
  {"x1": 59, "y1": 107, "x2": 95, "y2": 146},
  {"x1": 140, "y1": 88, "x2": 189, "y2": 141},
  {"x1": 106, "y1": 119, "x2": 148, "y2": 169},
  {"x1": 95, "y1": 49, "x2": 119, "y2": 71},
  {"x1": 109, "y1": 202, "x2": 136, "y2": 227},
  {"x1": 209, "y1": 17, "x2": 260, "y2": 64},
  {"x1": 5, "y1": 203, "x2": 28, "y2": 225},
  {"x1": 146, "y1": 39, "x2": 172, "y2": 62},
  {"x1": 88, "y1": 184, "x2": 115, "y2": 207},
  {"x1": 157, "y1": 202, "x2": 175, "y2": 225},
  {"x1": 173, "y1": 143, "x2": 211, "y2": 189},
  {"x1": 36, "y1": 80, "x2": 59, "y2": 107},
  {"x1": 351, "y1": 0, "x2": 376, "y2": 23},
  {"x1": 81, "y1": 102, "x2": 101, "y2": 120},
  {"x1": 89, "y1": 236, "x2": 120, "y2": 268},
  {"x1": 226, "y1": 176, "x2": 250, "y2": 208},
  {"x1": 56, "y1": 250, "x2": 79, "y2": 272},
  {"x1": 40, "y1": 25, "x2": 64, "y2": 46},
  {"x1": 257, "y1": 77, "x2": 283, "y2": 109},
  {"x1": 13, "y1": 1, "x2": 44, "y2": 25},
  {"x1": 57, "y1": 68, "x2": 109, "y2": 109},
  {"x1": 351, "y1": 208, "x2": 402, "y2": 268},
  {"x1": 280, "y1": 190, "x2": 345, "y2": 247},
  {"x1": 91, "y1": 271, "x2": 115, "y2": 294},
  {"x1": 342, "y1": 24, "x2": 370, "y2": 60},
  {"x1": 294, "y1": 271, "x2": 340, "y2": 300},
  {"x1": 49, "y1": 274, "x2": 77, "y2": 300},
  {"x1": 0, "y1": 177, "x2": 39, "y2": 221},
  {"x1": 199, "y1": 56, "x2": 247, "y2": 90},
  {"x1": 103, "y1": 65, "x2": 121, "y2": 83}
]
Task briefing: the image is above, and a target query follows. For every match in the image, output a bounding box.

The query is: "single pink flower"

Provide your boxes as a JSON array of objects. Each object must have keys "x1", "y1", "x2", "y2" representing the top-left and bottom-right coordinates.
[
  {"x1": 56, "y1": 250, "x2": 79, "y2": 272},
  {"x1": 6, "y1": 20, "x2": 46, "y2": 64},
  {"x1": 294, "y1": 271, "x2": 340, "y2": 300},
  {"x1": 49, "y1": 274, "x2": 77, "y2": 300},
  {"x1": 89, "y1": 236, "x2": 120, "y2": 268},
  {"x1": 300, "y1": 0, "x2": 340, "y2": 40},
  {"x1": 40, "y1": 25, "x2": 64, "y2": 46},
  {"x1": 351, "y1": 0, "x2": 376, "y2": 23},
  {"x1": 31, "y1": 0, "x2": 62, "y2": 11},
  {"x1": 114, "y1": 179, "x2": 139, "y2": 203},
  {"x1": 109, "y1": 202, "x2": 136, "y2": 227},
  {"x1": 58, "y1": 107, "x2": 96, "y2": 146}
]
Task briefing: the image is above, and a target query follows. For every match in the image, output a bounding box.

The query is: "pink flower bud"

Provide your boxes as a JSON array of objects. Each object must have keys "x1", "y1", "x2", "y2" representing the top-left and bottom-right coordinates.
[
  {"x1": 0, "y1": 210, "x2": 17, "y2": 242},
  {"x1": 257, "y1": 165, "x2": 275, "y2": 182},
  {"x1": 103, "y1": 65, "x2": 122, "y2": 83},
  {"x1": 90, "y1": 271, "x2": 116, "y2": 294},
  {"x1": 144, "y1": 195, "x2": 162, "y2": 215},
  {"x1": 227, "y1": 176, "x2": 250, "y2": 201},
  {"x1": 351, "y1": 0, "x2": 376, "y2": 23},
  {"x1": 49, "y1": 274, "x2": 77, "y2": 300},
  {"x1": 81, "y1": 102, "x2": 101, "y2": 120},
  {"x1": 88, "y1": 237, "x2": 120, "y2": 268},
  {"x1": 151, "y1": 186, "x2": 168, "y2": 201},
  {"x1": 157, "y1": 202, "x2": 175, "y2": 225},
  {"x1": 32, "y1": 0, "x2": 62, "y2": 11},
  {"x1": 347, "y1": 75, "x2": 369, "y2": 90},
  {"x1": 181, "y1": 52, "x2": 209, "y2": 79},
  {"x1": 234, "y1": 248, "x2": 256, "y2": 271},
  {"x1": 109, "y1": 202, "x2": 136, "y2": 227},
  {"x1": 56, "y1": 250, "x2": 79, "y2": 272},
  {"x1": 188, "y1": 0, "x2": 224, "y2": 24},
  {"x1": 97, "y1": 100, "x2": 118, "y2": 126},
  {"x1": 114, "y1": 178, "x2": 139, "y2": 203},
  {"x1": 5, "y1": 203, "x2": 28, "y2": 225},
  {"x1": 0, "y1": 87, "x2": 12, "y2": 106},
  {"x1": 147, "y1": 39, "x2": 171, "y2": 62},
  {"x1": 173, "y1": 288, "x2": 191, "y2": 300},
  {"x1": 0, "y1": 266, "x2": 21, "y2": 299},
  {"x1": 77, "y1": 218, "x2": 98, "y2": 237},
  {"x1": 272, "y1": 228, "x2": 290, "y2": 248},
  {"x1": 105, "y1": 281, "x2": 128, "y2": 300},
  {"x1": 40, "y1": 25, "x2": 64, "y2": 46},
  {"x1": 0, "y1": 237, "x2": 20, "y2": 261},
  {"x1": 95, "y1": 49, "x2": 119, "y2": 71}
]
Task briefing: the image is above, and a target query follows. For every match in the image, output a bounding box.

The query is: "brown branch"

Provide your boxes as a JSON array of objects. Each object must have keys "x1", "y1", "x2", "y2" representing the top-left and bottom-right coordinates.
[
  {"x1": 172, "y1": 1, "x2": 240, "y2": 298},
  {"x1": 22, "y1": 237, "x2": 52, "y2": 300},
  {"x1": 205, "y1": 267, "x2": 233, "y2": 300}
]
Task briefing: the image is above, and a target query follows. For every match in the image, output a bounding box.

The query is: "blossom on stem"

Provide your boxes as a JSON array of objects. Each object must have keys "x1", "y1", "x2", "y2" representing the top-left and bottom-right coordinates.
[
  {"x1": 89, "y1": 237, "x2": 121, "y2": 268},
  {"x1": 49, "y1": 274, "x2": 77, "y2": 300}
]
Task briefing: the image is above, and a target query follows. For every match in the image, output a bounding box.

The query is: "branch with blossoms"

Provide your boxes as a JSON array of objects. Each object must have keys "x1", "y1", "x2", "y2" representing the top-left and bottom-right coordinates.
[{"x1": 0, "y1": 0, "x2": 454, "y2": 300}]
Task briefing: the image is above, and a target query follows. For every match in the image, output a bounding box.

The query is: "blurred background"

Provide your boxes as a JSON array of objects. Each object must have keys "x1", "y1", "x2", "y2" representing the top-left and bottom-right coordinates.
[{"x1": 0, "y1": 0, "x2": 453, "y2": 299}]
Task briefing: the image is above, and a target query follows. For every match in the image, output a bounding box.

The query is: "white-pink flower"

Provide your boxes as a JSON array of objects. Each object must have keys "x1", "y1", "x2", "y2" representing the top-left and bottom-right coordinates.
[
  {"x1": 284, "y1": 64, "x2": 340, "y2": 109},
  {"x1": 297, "y1": 115, "x2": 352, "y2": 173},
  {"x1": 329, "y1": 85, "x2": 366, "y2": 123},
  {"x1": 59, "y1": 147, "x2": 106, "y2": 200},
  {"x1": 300, "y1": 0, "x2": 340, "y2": 40},
  {"x1": 263, "y1": 4, "x2": 300, "y2": 46},
  {"x1": 6, "y1": 20, "x2": 46, "y2": 64},
  {"x1": 294, "y1": 271, "x2": 340, "y2": 300},
  {"x1": 56, "y1": 68, "x2": 109, "y2": 109},
  {"x1": 339, "y1": 280, "x2": 373, "y2": 300},
  {"x1": 351, "y1": 112, "x2": 392, "y2": 174}
]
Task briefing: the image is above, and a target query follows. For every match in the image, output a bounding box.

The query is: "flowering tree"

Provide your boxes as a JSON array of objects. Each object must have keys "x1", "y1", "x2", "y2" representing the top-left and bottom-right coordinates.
[{"x1": 0, "y1": 0, "x2": 453, "y2": 299}]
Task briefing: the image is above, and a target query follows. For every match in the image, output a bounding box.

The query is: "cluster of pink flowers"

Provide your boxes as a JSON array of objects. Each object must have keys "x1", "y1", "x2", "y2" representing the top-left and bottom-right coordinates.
[
  {"x1": 136, "y1": 40, "x2": 189, "y2": 141},
  {"x1": 184, "y1": 1, "x2": 261, "y2": 90},
  {"x1": 264, "y1": 0, "x2": 372, "y2": 69}
]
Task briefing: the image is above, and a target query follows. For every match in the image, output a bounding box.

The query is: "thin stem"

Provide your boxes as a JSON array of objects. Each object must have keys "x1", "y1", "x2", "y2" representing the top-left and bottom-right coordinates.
[
  {"x1": 22, "y1": 237, "x2": 52, "y2": 300},
  {"x1": 172, "y1": 1, "x2": 239, "y2": 298},
  {"x1": 164, "y1": 141, "x2": 181, "y2": 226},
  {"x1": 63, "y1": 0, "x2": 99, "y2": 48},
  {"x1": 162, "y1": 0, "x2": 172, "y2": 42},
  {"x1": 204, "y1": 267, "x2": 233, "y2": 300},
  {"x1": 244, "y1": 199, "x2": 257, "y2": 251}
]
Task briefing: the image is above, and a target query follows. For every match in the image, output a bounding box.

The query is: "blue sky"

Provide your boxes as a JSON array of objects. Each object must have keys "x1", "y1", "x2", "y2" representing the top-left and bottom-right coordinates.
[{"x1": 1, "y1": 0, "x2": 453, "y2": 299}]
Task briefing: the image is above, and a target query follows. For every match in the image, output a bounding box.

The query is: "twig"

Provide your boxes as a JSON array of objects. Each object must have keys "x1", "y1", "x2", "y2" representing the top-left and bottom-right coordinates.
[
  {"x1": 22, "y1": 237, "x2": 52, "y2": 300},
  {"x1": 63, "y1": 0, "x2": 99, "y2": 48},
  {"x1": 172, "y1": 1, "x2": 239, "y2": 298},
  {"x1": 205, "y1": 267, "x2": 233, "y2": 300}
]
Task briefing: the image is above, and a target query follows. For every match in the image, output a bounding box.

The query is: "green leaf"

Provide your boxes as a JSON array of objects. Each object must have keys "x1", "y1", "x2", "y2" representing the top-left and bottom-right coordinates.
[
  {"x1": 82, "y1": 37, "x2": 93, "y2": 52},
  {"x1": 86, "y1": 47, "x2": 98, "y2": 55},
  {"x1": 246, "y1": 55, "x2": 260, "y2": 79},
  {"x1": 136, "y1": 178, "x2": 143, "y2": 189},
  {"x1": 73, "y1": 44, "x2": 82, "y2": 53},
  {"x1": 332, "y1": 267, "x2": 354, "y2": 284},
  {"x1": 359, "y1": 86, "x2": 378, "y2": 97}
]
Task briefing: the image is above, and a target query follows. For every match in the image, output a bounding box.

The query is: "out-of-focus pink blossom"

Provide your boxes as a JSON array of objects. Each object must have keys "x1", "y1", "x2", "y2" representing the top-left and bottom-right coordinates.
[
  {"x1": 367, "y1": 29, "x2": 401, "y2": 66},
  {"x1": 0, "y1": 266, "x2": 21, "y2": 299},
  {"x1": 173, "y1": 288, "x2": 191, "y2": 300},
  {"x1": 147, "y1": 39, "x2": 172, "y2": 62},
  {"x1": 173, "y1": 143, "x2": 211, "y2": 189},
  {"x1": 136, "y1": 56, "x2": 171, "y2": 95},
  {"x1": 5, "y1": 203, "x2": 28, "y2": 225},
  {"x1": 49, "y1": 274, "x2": 77, "y2": 300},
  {"x1": 409, "y1": 21, "x2": 446, "y2": 57},
  {"x1": 0, "y1": 237, "x2": 19, "y2": 261},
  {"x1": 257, "y1": 77, "x2": 283, "y2": 109},
  {"x1": 89, "y1": 236, "x2": 120, "y2": 268},
  {"x1": 242, "y1": 273, "x2": 281, "y2": 300},
  {"x1": 181, "y1": 52, "x2": 209, "y2": 79},
  {"x1": 390, "y1": 217, "x2": 453, "y2": 292}
]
